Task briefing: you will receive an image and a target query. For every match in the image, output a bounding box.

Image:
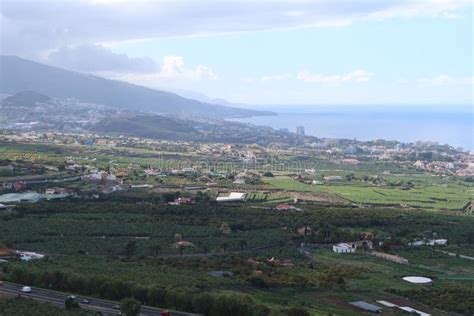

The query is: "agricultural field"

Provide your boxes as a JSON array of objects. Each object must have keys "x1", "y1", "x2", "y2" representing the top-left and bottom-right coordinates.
[
  {"x1": 1, "y1": 197, "x2": 474, "y2": 315},
  {"x1": 265, "y1": 176, "x2": 473, "y2": 210}
]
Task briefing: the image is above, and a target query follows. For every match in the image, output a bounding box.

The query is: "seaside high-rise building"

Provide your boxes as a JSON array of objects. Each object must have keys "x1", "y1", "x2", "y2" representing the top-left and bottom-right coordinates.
[{"x1": 296, "y1": 125, "x2": 305, "y2": 136}]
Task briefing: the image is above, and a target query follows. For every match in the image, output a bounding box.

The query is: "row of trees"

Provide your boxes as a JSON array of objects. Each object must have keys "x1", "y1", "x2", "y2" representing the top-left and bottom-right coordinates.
[{"x1": 7, "y1": 266, "x2": 295, "y2": 316}]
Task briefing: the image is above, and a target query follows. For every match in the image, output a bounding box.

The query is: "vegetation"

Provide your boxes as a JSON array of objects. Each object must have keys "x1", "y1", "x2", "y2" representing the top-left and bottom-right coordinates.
[{"x1": 0, "y1": 298, "x2": 93, "y2": 316}]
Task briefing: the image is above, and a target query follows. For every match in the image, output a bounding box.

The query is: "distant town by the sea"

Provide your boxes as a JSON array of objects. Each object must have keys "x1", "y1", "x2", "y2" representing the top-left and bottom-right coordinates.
[{"x1": 231, "y1": 106, "x2": 473, "y2": 150}]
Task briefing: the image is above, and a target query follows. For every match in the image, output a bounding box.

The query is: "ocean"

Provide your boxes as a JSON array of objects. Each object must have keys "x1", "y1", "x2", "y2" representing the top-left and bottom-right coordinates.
[{"x1": 231, "y1": 106, "x2": 474, "y2": 150}]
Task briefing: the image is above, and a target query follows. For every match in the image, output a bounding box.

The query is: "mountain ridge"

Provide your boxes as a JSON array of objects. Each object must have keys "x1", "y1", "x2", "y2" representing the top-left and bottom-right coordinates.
[{"x1": 0, "y1": 55, "x2": 273, "y2": 118}]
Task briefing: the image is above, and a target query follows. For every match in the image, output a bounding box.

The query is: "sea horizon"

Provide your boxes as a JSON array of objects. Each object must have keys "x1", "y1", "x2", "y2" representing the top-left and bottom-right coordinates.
[{"x1": 231, "y1": 105, "x2": 474, "y2": 151}]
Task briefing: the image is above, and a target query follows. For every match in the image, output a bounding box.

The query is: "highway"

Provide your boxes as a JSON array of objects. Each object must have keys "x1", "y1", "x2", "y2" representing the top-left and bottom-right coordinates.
[{"x1": 0, "y1": 282, "x2": 198, "y2": 316}]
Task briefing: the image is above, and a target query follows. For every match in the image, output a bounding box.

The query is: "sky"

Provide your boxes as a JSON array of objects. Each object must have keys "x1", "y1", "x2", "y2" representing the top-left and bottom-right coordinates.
[{"x1": 0, "y1": 0, "x2": 473, "y2": 105}]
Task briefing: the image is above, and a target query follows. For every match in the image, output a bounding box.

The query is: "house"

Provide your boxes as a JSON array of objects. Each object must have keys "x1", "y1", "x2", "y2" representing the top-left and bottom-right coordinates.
[
  {"x1": 275, "y1": 203, "x2": 294, "y2": 211},
  {"x1": 13, "y1": 181, "x2": 27, "y2": 191},
  {"x1": 349, "y1": 301, "x2": 382, "y2": 313},
  {"x1": 274, "y1": 203, "x2": 303, "y2": 212},
  {"x1": 16, "y1": 251, "x2": 45, "y2": 261},
  {"x1": 174, "y1": 240, "x2": 195, "y2": 248},
  {"x1": 267, "y1": 257, "x2": 294, "y2": 267},
  {"x1": 333, "y1": 243, "x2": 356, "y2": 253},
  {"x1": 354, "y1": 239, "x2": 373, "y2": 249},
  {"x1": 216, "y1": 192, "x2": 245, "y2": 202},
  {"x1": 408, "y1": 240, "x2": 425, "y2": 247},
  {"x1": 332, "y1": 239, "x2": 372, "y2": 253},
  {"x1": 324, "y1": 176, "x2": 342, "y2": 182},
  {"x1": 44, "y1": 187, "x2": 68, "y2": 195},
  {"x1": 169, "y1": 197, "x2": 194, "y2": 205},
  {"x1": 0, "y1": 192, "x2": 43, "y2": 203},
  {"x1": 408, "y1": 238, "x2": 447, "y2": 246},
  {"x1": 233, "y1": 177, "x2": 246, "y2": 185},
  {"x1": 426, "y1": 239, "x2": 447, "y2": 246},
  {"x1": 297, "y1": 225, "x2": 311, "y2": 236}
]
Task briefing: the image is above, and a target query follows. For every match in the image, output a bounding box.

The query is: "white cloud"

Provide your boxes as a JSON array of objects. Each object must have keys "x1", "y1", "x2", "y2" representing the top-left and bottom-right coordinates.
[
  {"x1": 1, "y1": 1, "x2": 471, "y2": 57},
  {"x1": 368, "y1": 0, "x2": 471, "y2": 20},
  {"x1": 418, "y1": 75, "x2": 474, "y2": 86},
  {"x1": 296, "y1": 69, "x2": 373, "y2": 85},
  {"x1": 46, "y1": 44, "x2": 157, "y2": 73},
  {"x1": 104, "y1": 55, "x2": 218, "y2": 89},
  {"x1": 158, "y1": 56, "x2": 217, "y2": 81}
]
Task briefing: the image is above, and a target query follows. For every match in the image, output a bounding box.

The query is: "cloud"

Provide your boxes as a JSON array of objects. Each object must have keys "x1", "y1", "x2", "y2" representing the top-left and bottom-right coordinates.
[
  {"x1": 296, "y1": 69, "x2": 373, "y2": 85},
  {"x1": 105, "y1": 55, "x2": 218, "y2": 89},
  {"x1": 46, "y1": 44, "x2": 157, "y2": 73},
  {"x1": 1, "y1": 0, "x2": 471, "y2": 57},
  {"x1": 158, "y1": 56, "x2": 217, "y2": 81},
  {"x1": 418, "y1": 75, "x2": 474, "y2": 86}
]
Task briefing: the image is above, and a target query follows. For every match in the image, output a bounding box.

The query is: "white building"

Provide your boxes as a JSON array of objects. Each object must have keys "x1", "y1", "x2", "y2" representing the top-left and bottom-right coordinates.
[
  {"x1": 332, "y1": 243, "x2": 356, "y2": 253},
  {"x1": 216, "y1": 192, "x2": 245, "y2": 202}
]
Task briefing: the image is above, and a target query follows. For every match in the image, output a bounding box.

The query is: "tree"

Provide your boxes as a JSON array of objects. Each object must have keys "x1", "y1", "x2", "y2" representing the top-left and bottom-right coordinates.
[
  {"x1": 121, "y1": 297, "x2": 141, "y2": 316},
  {"x1": 263, "y1": 171, "x2": 274, "y2": 177},
  {"x1": 64, "y1": 297, "x2": 80, "y2": 310}
]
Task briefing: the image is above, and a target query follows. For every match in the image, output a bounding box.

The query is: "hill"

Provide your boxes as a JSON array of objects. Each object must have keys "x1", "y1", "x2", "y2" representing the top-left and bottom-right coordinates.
[
  {"x1": 0, "y1": 56, "x2": 272, "y2": 118},
  {"x1": 3, "y1": 91, "x2": 51, "y2": 106},
  {"x1": 92, "y1": 115, "x2": 201, "y2": 141}
]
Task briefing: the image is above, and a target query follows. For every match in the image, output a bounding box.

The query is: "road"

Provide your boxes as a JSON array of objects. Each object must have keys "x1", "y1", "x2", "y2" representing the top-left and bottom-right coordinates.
[{"x1": 0, "y1": 282, "x2": 198, "y2": 316}]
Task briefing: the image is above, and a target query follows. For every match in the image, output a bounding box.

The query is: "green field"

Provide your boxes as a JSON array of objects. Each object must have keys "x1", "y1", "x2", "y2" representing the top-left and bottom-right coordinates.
[{"x1": 265, "y1": 177, "x2": 473, "y2": 210}]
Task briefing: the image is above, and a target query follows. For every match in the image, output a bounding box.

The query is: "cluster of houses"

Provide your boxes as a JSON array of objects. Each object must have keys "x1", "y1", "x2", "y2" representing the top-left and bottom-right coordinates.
[{"x1": 0, "y1": 180, "x2": 28, "y2": 192}]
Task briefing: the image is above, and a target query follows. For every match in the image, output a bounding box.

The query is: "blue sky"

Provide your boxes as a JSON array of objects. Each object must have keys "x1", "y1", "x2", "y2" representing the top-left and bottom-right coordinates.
[{"x1": 2, "y1": 0, "x2": 473, "y2": 105}]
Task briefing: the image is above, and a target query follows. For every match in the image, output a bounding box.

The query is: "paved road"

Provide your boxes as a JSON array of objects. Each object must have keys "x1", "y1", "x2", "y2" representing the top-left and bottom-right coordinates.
[{"x1": 0, "y1": 282, "x2": 198, "y2": 316}]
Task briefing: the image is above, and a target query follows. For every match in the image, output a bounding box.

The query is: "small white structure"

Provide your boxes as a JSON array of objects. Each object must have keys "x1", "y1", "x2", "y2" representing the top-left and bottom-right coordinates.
[
  {"x1": 398, "y1": 306, "x2": 431, "y2": 316},
  {"x1": 377, "y1": 300, "x2": 431, "y2": 316},
  {"x1": 426, "y1": 239, "x2": 447, "y2": 246},
  {"x1": 233, "y1": 177, "x2": 246, "y2": 185},
  {"x1": 216, "y1": 192, "x2": 245, "y2": 202},
  {"x1": 408, "y1": 240, "x2": 425, "y2": 247},
  {"x1": 409, "y1": 239, "x2": 447, "y2": 247},
  {"x1": 402, "y1": 276, "x2": 433, "y2": 284},
  {"x1": 17, "y1": 251, "x2": 45, "y2": 261},
  {"x1": 376, "y1": 300, "x2": 397, "y2": 307},
  {"x1": 332, "y1": 243, "x2": 355, "y2": 253}
]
